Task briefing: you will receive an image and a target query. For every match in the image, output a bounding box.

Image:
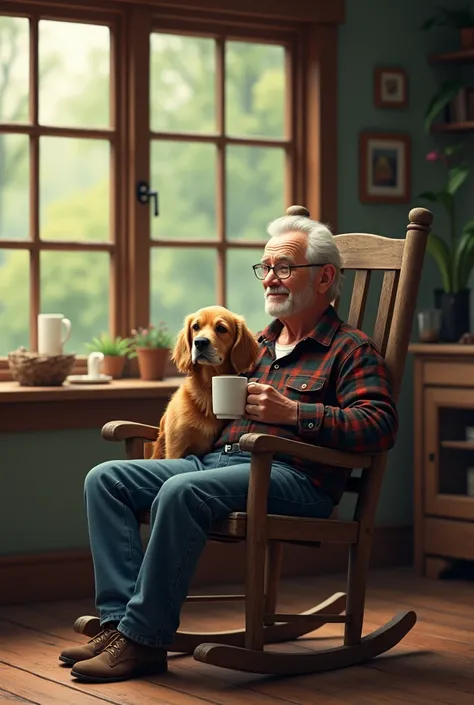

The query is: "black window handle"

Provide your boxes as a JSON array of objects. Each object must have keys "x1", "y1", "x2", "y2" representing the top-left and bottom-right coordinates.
[{"x1": 136, "y1": 180, "x2": 159, "y2": 217}]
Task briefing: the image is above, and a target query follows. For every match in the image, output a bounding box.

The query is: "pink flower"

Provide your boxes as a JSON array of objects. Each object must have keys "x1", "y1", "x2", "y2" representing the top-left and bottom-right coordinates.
[{"x1": 426, "y1": 150, "x2": 439, "y2": 162}]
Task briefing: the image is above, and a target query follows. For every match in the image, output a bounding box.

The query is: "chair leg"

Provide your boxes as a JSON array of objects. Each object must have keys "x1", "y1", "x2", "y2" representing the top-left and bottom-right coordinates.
[
  {"x1": 264, "y1": 541, "x2": 283, "y2": 626},
  {"x1": 344, "y1": 539, "x2": 370, "y2": 646}
]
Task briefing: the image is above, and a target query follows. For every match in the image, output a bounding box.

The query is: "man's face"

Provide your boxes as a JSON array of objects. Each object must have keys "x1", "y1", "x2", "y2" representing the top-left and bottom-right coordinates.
[{"x1": 261, "y1": 232, "x2": 315, "y2": 319}]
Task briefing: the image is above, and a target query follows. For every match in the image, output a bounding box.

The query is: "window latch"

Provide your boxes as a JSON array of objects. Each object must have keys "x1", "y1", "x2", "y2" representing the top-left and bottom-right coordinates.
[{"x1": 136, "y1": 180, "x2": 159, "y2": 217}]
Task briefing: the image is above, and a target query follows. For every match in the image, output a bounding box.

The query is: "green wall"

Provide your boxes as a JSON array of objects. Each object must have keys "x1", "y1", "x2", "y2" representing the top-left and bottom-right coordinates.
[
  {"x1": 1, "y1": 0, "x2": 473, "y2": 555},
  {"x1": 337, "y1": 0, "x2": 474, "y2": 523}
]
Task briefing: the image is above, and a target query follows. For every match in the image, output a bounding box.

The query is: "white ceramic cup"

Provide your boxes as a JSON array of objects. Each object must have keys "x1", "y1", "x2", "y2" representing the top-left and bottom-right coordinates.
[
  {"x1": 212, "y1": 375, "x2": 248, "y2": 420},
  {"x1": 37, "y1": 313, "x2": 72, "y2": 356},
  {"x1": 87, "y1": 352, "x2": 104, "y2": 379}
]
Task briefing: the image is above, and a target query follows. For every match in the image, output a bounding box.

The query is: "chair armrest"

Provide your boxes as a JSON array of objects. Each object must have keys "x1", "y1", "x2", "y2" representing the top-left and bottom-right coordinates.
[
  {"x1": 239, "y1": 433, "x2": 372, "y2": 469},
  {"x1": 101, "y1": 420, "x2": 159, "y2": 442}
]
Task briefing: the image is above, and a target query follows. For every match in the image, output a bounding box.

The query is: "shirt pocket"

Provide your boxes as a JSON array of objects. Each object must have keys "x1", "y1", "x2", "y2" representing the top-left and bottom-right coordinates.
[{"x1": 285, "y1": 375, "x2": 327, "y2": 402}]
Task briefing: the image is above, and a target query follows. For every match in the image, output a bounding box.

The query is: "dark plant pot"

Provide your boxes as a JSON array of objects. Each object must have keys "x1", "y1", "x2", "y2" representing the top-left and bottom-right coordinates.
[
  {"x1": 460, "y1": 27, "x2": 474, "y2": 49},
  {"x1": 434, "y1": 289, "x2": 470, "y2": 342}
]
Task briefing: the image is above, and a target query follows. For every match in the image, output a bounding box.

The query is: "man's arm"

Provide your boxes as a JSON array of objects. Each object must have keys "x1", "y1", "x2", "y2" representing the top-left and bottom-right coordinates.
[{"x1": 297, "y1": 342, "x2": 399, "y2": 453}]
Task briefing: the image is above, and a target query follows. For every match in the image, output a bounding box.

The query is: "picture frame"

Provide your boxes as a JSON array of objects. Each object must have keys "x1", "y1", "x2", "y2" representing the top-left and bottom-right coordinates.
[
  {"x1": 359, "y1": 132, "x2": 411, "y2": 204},
  {"x1": 374, "y1": 67, "x2": 408, "y2": 108}
]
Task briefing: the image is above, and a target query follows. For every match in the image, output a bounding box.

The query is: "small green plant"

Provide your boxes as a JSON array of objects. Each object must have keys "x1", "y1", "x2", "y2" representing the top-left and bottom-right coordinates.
[
  {"x1": 85, "y1": 333, "x2": 132, "y2": 357},
  {"x1": 129, "y1": 322, "x2": 173, "y2": 357},
  {"x1": 419, "y1": 143, "x2": 474, "y2": 293},
  {"x1": 421, "y1": 4, "x2": 474, "y2": 30}
]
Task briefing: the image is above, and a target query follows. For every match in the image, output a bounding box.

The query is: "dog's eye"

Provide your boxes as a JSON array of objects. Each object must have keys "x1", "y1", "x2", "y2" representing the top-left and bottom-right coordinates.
[
  {"x1": 216, "y1": 324, "x2": 228, "y2": 334},
  {"x1": 192, "y1": 323, "x2": 200, "y2": 331}
]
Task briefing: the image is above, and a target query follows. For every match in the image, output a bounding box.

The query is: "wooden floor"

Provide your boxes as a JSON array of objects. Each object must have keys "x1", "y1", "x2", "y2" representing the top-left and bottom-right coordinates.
[{"x1": 1, "y1": 567, "x2": 473, "y2": 704}]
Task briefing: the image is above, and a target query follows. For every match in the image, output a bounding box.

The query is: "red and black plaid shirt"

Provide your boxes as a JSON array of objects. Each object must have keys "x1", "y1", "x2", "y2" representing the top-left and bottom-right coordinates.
[{"x1": 214, "y1": 304, "x2": 399, "y2": 504}]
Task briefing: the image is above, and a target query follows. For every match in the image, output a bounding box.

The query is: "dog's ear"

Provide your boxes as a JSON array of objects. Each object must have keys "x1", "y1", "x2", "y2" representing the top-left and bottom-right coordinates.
[
  {"x1": 171, "y1": 316, "x2": 193, "y2": 374},
  {"x1": 230, "y1": 317, "x2": 260, "y2": 375}
]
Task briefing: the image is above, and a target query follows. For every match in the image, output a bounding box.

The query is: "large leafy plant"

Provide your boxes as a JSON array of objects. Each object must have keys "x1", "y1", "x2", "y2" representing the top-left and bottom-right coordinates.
[{"x1": 419, "y1": 144, "x2": 474, "y2": 293}]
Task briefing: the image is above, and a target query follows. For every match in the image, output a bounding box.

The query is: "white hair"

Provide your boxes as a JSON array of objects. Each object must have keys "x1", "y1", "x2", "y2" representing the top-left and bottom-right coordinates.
[{"x1": 266, "y1": 214, "x2": 342, "y2": 301}]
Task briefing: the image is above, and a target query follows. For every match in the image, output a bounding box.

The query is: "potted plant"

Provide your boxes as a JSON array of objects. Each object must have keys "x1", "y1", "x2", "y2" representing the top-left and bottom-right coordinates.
[
  {"x1": 419, "y1": 143, "x2": 474, "y2": 341},
  {"x1": 129, "y1": 322, "x2": 173, "y2": 381},
  {"x1": 421, "y1": 4, "x2": 474, "y2": 49},
  {"x1": 85, "y1": 333, "x2": 132, "y2": 378}
]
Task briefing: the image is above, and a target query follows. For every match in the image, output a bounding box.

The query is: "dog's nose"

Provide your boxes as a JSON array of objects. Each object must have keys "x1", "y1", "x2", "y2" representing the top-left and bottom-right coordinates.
[{"x1": 194, "y1": 337, "x2": 210, "y2": 351}]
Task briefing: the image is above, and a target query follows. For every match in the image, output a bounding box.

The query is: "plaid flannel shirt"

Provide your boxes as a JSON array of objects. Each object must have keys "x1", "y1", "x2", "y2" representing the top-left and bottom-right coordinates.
[{"x1": 214, "y1": 304, "x2": 399, "y2": 504}]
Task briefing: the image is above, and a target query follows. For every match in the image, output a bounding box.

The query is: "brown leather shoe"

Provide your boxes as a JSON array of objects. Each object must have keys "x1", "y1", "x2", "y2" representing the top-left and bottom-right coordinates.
[
  {"x1": 70, "y1": 632, "x2": 167, "y2": 682},
  {"x1": 59, "y1": 628, "x2": 118, "y2": 666}
]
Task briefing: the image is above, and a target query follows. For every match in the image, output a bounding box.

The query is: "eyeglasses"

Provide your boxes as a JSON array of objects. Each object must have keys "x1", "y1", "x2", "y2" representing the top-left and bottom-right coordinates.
[{"x1": 252, "y1": 263, "x2": 323, "y2": 280}]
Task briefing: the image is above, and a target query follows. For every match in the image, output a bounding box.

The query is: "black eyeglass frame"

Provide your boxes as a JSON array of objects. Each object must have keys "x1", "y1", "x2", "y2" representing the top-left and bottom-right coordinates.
[{"x1": 252, "y1": 263, "x2": 325, "y2": 280}]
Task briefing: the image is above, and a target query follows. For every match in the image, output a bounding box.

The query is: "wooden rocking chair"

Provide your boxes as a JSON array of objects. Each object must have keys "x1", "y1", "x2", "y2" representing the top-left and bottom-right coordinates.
[{"x1": 73, "y1": 207, "x2": 432, "y2": 675}]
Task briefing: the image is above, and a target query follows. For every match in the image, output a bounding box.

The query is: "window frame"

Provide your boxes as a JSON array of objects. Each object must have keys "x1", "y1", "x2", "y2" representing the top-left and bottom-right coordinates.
[{"x1": 0, "y1": 0, "x2": 342, "y2": 382}]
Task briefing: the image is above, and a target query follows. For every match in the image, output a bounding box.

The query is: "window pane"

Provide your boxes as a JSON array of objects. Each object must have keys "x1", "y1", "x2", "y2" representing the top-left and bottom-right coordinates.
[
  {"x1": 0, "y1": 133, "x2": 29, "y2": 239},
  {"x1": 227, "y1": 249, "x2": 268, "y2": 335},
  {"x1": 0, "y1": 250, "x2": 29, "y2": 355},
  {"x1": 150, "y1": 33, "x2": 215, "y2": 133},
  {"x1": 40, "y1": 251, "x2": 109, "y2": 355},
  {"x1": 226, "y1": 41, "x2": 285, "y2": 138},
  {"x1": 40, "y1": 137, "x2": 110, "y2": 241},
  {"x1": 150, "y1": 248, "x2": 217, "y2": 338},
  {"x1": 0, "y1": 16, "x2": 29, "y2": 123},
  {"x1": 151, "y1": 141, "x2": 216, "y2": 240},
  {"x1": 226, "y1": 145, "x2": 285, "y2": 240},
  {"x1": 39, "y1": 20, "x2": 110, "y2": 128}
]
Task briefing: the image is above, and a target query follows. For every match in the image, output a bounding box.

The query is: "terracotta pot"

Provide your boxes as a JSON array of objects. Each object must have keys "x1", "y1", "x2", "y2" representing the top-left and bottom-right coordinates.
[
  {"x1": 101, "y1": 355, "x2": 126, "y2": 379},
  {"x1": 461, "y1": 27, "x2": 474, "y2": 49},
  {"x1": 136, "y1": 347, "x2": 169, "y2": 381}
]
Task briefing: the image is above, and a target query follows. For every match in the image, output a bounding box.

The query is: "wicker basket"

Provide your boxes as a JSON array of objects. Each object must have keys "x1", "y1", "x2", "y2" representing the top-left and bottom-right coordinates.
[{"x1": 8, "y1": 348, "x2": 76, "y2": 386}]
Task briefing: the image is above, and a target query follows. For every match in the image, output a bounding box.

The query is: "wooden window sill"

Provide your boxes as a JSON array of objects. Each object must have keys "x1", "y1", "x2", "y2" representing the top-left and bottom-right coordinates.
[{"x1": 1, "y1": 378, "x2": 183, "y2": 432}]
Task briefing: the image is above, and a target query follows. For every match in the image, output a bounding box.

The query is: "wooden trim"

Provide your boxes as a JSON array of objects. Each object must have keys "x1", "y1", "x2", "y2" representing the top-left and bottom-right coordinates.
[
  {"x1": 409, "y1": 343, "x2": 474, "y2": 357},
  {"x1": 128, "y1": 3, "x2": 151, "y2": 331},
  {"x1": 5, "y1": 0, "x2": 345, "y2": 24},
  {"x1": 0, "y1": 378, "x2": 182, "y2": 403},
  {"x1": 304, "y1": 23, "x2": 338, "y2": 231},
  {"x1": 0, "y1": 524, "x2": 410, "y2": 605}
]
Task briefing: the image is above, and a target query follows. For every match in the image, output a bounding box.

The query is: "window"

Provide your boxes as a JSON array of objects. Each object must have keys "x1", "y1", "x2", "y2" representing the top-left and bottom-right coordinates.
[
  {"x1": 0, "y1": 1, "x2": 340, "y2": 378},
  {"x1": 0, "y1": 6, "x2": 123, "y2": 363}
]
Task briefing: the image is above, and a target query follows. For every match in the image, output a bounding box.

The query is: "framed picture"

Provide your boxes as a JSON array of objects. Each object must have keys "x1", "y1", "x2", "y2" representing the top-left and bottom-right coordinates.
[
  {"x1": 374, "y1": 67, "x2": 408, "y2": 108},
  {"x1": 359, "y1": 132, "x2": 411, "y2": 204}
]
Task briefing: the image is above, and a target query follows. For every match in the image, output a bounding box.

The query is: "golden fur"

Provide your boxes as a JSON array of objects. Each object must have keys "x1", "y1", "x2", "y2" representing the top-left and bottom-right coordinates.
[{"x1": 151, "y1": 306, "x2": 260, "y2": 460}]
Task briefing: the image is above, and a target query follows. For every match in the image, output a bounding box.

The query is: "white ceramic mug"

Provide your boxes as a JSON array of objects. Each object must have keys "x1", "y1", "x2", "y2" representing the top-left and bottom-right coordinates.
[
  {"x1": 212, "y1": 375, "x2": 248, "y2": 420},
  {"x1": 38, "y1": 313, "x2": 72, "y2": 356},
  {"x1": 87, "y1": 352, "x2": 104, "y2": 379}
]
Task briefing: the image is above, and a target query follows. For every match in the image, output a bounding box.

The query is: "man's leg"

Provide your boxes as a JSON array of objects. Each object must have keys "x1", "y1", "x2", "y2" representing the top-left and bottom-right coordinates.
[
  {"x1": 59, "y1": 453, "x2": 212, "y2": 669},
  {"x1": 71, "y1": 450, "x2": 333, "y2": 682}
]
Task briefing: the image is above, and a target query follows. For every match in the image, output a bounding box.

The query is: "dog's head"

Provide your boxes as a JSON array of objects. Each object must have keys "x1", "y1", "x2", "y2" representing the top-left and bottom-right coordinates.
[{"x1": 172, "y1": 306, "x2": 260, "y2": 376}]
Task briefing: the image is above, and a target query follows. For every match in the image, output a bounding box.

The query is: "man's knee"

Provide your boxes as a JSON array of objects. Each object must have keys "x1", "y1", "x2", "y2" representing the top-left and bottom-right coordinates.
[
  {"x1": 154, "y1": 472, "x2": 205, "y2": 509},
  {"x1": 84, "y1": 460, "x2": 118, "y2": 496}
]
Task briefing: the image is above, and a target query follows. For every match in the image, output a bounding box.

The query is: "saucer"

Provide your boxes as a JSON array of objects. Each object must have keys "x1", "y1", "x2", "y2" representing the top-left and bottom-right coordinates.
[{"x1": 66, "y1": 374, "x2": 113, "y2": 385}]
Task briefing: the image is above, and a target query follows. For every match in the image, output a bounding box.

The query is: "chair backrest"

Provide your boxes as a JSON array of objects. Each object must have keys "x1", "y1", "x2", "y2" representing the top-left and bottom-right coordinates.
[{"x1": 332, "y1": 207, "x2": 432, "y2": 522}]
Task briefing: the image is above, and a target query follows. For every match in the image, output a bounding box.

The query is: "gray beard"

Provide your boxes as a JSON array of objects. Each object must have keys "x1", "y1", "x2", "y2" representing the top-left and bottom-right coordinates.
[{"x1": 264, "y1": 286, "x2": 315, "y2": 318}]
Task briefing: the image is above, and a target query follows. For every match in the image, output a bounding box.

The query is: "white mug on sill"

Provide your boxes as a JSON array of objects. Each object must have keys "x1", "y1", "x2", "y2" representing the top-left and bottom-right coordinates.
[
  {"x1": 37, "y1": 313, "x2": 72, "y2": 356},
  {"x1": 87, "y1": 351, "x2": 104, "y2": 379}
]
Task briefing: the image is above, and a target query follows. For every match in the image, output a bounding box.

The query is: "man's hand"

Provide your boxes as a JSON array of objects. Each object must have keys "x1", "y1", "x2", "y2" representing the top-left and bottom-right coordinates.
[{"x1": 245, "y1": 382, "x2": 297, "y2": 425}]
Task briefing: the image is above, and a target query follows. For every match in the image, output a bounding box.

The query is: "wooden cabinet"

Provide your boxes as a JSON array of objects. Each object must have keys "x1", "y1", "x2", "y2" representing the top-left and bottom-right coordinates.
[{"x1": 411, "y1": 344, "x2": 474, "y2": 577}]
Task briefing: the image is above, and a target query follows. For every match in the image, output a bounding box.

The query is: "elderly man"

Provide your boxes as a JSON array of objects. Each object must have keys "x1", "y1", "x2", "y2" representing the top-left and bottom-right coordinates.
[{"x1": 59, "y1": 206, "x2": 398, "y2": 682}]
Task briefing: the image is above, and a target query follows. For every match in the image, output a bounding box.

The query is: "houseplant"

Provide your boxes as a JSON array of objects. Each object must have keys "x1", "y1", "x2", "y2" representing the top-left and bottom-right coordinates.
[
  {"x1": 421, "y1": 4, "x2": 474, "y2": 49},
  {"x1": 419, "y1": 143, "x2": 474, "y2": 341},
  {"x1": 85, "y1": 333, "x2": 132, "y2": 378},
  {"x1": 129, "y1": 322, "x2": 173, "y2": 380}
]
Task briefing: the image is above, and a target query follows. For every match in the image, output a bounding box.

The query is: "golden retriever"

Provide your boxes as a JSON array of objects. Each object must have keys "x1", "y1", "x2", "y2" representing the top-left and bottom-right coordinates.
[{"x1": 151, "y1": 305, "x2": 260, "y2": 460}]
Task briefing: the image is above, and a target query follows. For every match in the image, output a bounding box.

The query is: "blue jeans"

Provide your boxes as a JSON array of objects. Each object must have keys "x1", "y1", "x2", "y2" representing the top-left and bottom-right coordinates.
[{"x1": 84, "y1": 449, "x2": 333, "y2": 648}]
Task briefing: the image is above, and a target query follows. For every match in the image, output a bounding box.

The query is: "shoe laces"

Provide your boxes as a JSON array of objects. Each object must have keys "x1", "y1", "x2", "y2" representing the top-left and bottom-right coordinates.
[
  {"x1": 104, "y1": 633, "x2": 127, "y2": 660},
  {"x1": 89, "y1": 628, "x2": 115, "y2": 647}
]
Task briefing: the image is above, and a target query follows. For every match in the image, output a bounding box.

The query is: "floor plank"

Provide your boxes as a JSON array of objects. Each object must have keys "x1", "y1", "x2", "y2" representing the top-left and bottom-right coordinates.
[{"x1": 0, "y1": 568, "x2": 473, "y2": 705}]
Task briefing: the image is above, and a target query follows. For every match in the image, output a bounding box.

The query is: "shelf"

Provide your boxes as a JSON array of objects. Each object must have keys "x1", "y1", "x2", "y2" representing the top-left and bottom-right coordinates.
[
  {"x1": 441, "y1": 440, "x2": 474, "y2": 449},
  {"x1": 432, "y1": 121, "x2": 474, "y2": 133},
  {"x1": 428, "y1": 48, "x2": 474, "y2": 63}
]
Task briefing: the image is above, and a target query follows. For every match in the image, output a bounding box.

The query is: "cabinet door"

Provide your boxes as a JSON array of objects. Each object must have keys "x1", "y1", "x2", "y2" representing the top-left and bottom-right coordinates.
[{"x1": 424, "y1": 387, "x2": 474, "y2": 520}]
